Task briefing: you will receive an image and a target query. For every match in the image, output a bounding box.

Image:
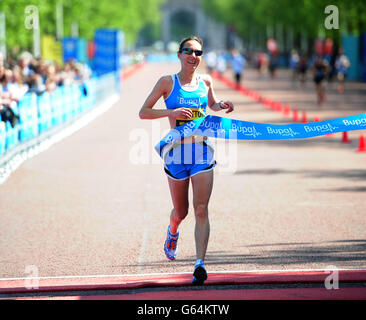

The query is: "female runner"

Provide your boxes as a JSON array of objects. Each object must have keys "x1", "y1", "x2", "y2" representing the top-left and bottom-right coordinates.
[{"x1": 139, "y1": 36, "x2": 234, "y2": 285}]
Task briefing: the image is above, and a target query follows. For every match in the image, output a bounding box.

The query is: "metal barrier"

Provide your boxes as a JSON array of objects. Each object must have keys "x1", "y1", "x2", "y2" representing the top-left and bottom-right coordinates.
[
  {"x1": 0, "y1": 71, "x2": 118, "y2": 157},
  {"x1": 0, "y1": 121, "x2": 6, "y2": 155}
]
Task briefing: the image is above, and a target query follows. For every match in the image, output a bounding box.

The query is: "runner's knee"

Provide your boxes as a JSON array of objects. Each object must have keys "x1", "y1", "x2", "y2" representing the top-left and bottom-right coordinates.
[
  {"x1": 172, "y1": 205, "x2": 189, "y2": 220},
  {"x1": 194, "y1": 203, "x2": 208, "y2": 220}
]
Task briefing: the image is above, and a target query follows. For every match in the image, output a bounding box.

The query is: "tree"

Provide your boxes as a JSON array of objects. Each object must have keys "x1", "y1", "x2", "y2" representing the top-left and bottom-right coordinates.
[
  {"x1": 0, "y1": 0, "x2": 164, "y2": 56},
  {"x1": 202, "y1": 0, "x2": 366, "y2": 53}
]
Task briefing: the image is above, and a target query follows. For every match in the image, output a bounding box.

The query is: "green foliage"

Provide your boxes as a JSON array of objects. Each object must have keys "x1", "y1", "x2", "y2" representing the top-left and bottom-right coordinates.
[
  {"x1": 202, "y1": 0, "x2": 366, "y2": 51},
  {"x1": 0, "y1": 0, "x2": 165, "y2": 55},
  {"x1": 170, "y1": 10, "x2": 195, "y2": 42}
]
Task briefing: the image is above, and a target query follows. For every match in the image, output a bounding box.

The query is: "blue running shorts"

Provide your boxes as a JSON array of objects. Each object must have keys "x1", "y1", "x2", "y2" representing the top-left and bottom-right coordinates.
[{"x1": 164, "y1": 140, "x2": 217, "y2": 181}]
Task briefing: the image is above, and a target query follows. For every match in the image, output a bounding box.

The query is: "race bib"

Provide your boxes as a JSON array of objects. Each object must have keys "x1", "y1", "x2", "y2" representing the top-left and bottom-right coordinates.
[{"x1": 176, "y1": 108, "x2": 206, "y2": 127}]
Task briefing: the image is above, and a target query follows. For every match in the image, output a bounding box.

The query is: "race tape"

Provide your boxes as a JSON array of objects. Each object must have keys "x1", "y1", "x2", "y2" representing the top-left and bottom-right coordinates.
[{"x1": 155, "y1": 113, "x2": 366, "y2": 158}]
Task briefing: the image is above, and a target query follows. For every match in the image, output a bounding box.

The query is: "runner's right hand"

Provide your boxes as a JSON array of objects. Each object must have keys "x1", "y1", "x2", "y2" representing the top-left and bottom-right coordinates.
[{"x1": 169, "y1": 108, "x2": 193, "y2": 119}]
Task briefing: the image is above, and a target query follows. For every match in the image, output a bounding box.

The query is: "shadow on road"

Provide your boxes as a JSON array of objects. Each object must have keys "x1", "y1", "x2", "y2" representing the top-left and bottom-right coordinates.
[
  {"x1": 234, "y1": 167, "x2": 366, "y2": 181},
  {"x1": 131, "y1": 240, "x2": 366, "y2": 270},
  {"x1": 317, "y1": 186, "x2": 366, "y2": 192},
  {"x1": 237, "y1": 136, "x2": 361, "y2": 150},
  {"x1": 206, "y1": 240, "x2": 366, "y2": 267}
]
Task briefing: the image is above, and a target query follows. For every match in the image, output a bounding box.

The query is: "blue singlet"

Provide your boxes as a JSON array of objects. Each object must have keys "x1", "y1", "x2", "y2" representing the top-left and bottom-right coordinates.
[{"x1": 163, "y1": 74, "x2": 216, "y2": 180}]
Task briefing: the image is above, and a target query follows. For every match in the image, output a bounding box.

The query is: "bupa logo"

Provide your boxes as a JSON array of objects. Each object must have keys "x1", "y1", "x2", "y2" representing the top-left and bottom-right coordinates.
[
  {"x1": 304, "y1": 123, "x2": 338, "y2": 133},
  {"x1": 203, "y1": 121, "x2": 223, "y2": 131},
  {"x1": 164, "y1": 134, "x2": 174, "y2": 144},
  {"x1": 231, "y1": 123, "x2": 262, "y2": 138},
  {"x1": 178, "y1": 97, "x2": 201, "y2": 107},
  {"x1": 343, "y1": 118, "x2": 366, "y2": 127},
  {"x1": 267, "y1": 126, "x2": 300, "y2": 137}
]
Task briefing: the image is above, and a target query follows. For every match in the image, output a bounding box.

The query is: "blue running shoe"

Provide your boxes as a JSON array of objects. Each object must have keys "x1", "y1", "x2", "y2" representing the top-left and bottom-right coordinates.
[
  {"x1": 192, "y1": 260, "x2": 207, "y2": 285},
  {"x1": 164, "y1": 226, "x2": 179, "y2": 260}
]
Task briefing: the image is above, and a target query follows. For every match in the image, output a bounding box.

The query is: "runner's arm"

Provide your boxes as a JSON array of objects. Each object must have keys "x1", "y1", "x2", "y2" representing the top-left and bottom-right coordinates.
[{"x1": 202, "y1": 74, "x2": 234, "y2": 114}]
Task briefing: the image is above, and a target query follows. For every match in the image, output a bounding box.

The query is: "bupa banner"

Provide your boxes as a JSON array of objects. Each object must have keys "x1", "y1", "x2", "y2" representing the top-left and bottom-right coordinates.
[
  {"x1": 94, "y1": 29, "x2": 124, "y2": 75},
  {"x1": 155, "y1": 113, "x2": 366, "y2": 158}
]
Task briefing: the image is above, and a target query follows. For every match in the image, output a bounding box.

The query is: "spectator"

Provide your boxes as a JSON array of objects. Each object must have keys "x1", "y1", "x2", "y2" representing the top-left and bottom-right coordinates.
[
  {"x1": 289, "y1": 49, "x2": 299, "y2": 83},
  {"x1": 204, "y1": 50, "x2": 217, "y2": 74},
  {"x1": 45, "y1": 64, "x2": 58, "y2": 93},
  {"x1": 17, "y1": 52, "x2": 34, "y2": 81},
  {"x1": 0, "y1": 68, "x2": 20, "y2": 127},
  {"x1": 216, "y1": 52, "x2": 227, "y2": 78},
  {"x1": 335, "y1": 48, "x2": 350, "y2": 94},
  {"x1": 231, "y1": 49, "x2": 246, "y2": 88},
  {"x1": 312, "y1": 55, "x2": 328, "y2": 106},
  {"x1": 0, "y1": 51, "x2": 91, "y2": 129},
  {"x1": 60, "y1": 61, "x2": 77, "y2": 86},
  {"x1": 257, "y1": 52, "x2": 269, "y2": 79},
  {"x1": 297, "y1": 54, "x2": 308, "y2": 86},
  {"x1": 326, "y1": 51, "x2": 337, "y2": 83},
  {"x1": 268, "y1": 52, "x2": 279, "y2": 79},
  {"x1": 8, "y1": 68, "x2": 29, "y2": 101}
]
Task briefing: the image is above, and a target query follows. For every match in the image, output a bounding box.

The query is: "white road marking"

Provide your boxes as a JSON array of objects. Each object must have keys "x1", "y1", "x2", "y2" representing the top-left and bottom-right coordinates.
[{"x1": 137, "y1": 182, "x2": 151, "y2": 272}]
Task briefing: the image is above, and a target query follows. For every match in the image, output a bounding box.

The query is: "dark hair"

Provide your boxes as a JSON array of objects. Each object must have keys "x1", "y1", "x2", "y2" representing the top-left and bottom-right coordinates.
[{"x1": 178, "y1": 36, "x2": 203, "y2": 52}]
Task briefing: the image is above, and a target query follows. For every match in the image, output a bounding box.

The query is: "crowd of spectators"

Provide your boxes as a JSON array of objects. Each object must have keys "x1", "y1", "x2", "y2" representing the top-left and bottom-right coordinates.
[{"x1": 0, "y1": 51, "x2": 91, "y2": 128}]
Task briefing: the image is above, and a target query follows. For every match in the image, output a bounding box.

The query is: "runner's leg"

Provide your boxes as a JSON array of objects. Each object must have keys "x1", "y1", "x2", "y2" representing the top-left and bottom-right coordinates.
[
  {"x1": 191, "y1": 170, "x2": 213, "y2": 260},
  {"x1": 167, "y1": 177, "x2": 190, "y2": 234}
]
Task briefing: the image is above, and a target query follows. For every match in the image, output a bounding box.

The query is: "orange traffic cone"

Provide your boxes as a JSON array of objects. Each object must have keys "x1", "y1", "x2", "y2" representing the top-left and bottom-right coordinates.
[
  {"x1": 342, "y1": 132, "x2": 351, "y2": 144},
  {"x1": 314, "y1": 116, "x2": 320, "y2": 122},
  {"x1": 357, "y1": 135, "x2": 366, "y2": 152},
  {"x1": 276, "y1": 103, "x2": 283, "y2": 113},
  {"x1": 293, "y1": 109, "x2": 298, "y2": 121},
  {"x1": 283, "y1": 104, "x2": 290, "y2": 116},
  {"x1": 301, "y1": 111, "x2": 308, "y2": 123}
]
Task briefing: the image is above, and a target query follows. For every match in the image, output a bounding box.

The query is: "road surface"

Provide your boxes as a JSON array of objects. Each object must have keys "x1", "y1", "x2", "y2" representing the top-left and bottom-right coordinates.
[{"x1": 0, "y1": 62, "x2": 365, "y2": 284}]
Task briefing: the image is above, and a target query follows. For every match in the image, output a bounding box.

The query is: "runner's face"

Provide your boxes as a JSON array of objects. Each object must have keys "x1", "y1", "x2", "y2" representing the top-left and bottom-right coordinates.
[{"x1": 178, "y1": 40, "x2": 202, "y2": 71}]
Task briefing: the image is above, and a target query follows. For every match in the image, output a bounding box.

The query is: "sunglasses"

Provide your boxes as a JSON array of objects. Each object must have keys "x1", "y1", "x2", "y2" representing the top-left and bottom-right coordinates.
[{"x1": 181, "y1": 48, "x2": 203, "y2": 56}]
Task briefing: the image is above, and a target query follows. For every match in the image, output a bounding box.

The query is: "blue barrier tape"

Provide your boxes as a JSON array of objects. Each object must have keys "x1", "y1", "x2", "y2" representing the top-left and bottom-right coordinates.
[{"x1": 155, "y1": 113, "x2": 366, "y2": 158}]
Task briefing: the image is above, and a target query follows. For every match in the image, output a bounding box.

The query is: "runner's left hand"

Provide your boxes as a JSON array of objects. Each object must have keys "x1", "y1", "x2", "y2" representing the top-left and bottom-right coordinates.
[{"x1": 219, "y1": 101, "x2": 234, "y2": 113}]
